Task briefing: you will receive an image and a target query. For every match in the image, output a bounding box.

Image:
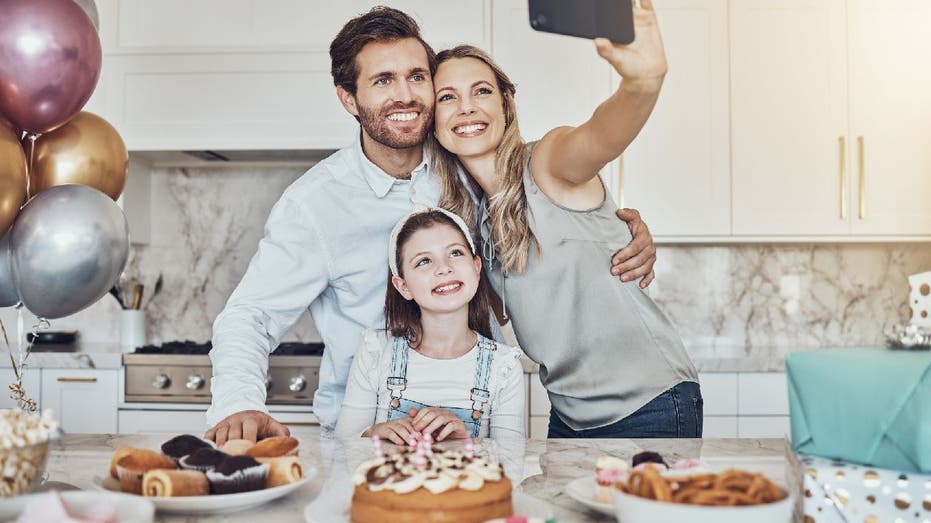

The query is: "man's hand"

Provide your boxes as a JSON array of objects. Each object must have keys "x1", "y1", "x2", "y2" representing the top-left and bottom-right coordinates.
[
  {"x1": 363, "y1": 417, "x2": 417, "y2": 445},
  {"x1": 611, "y1": 208, "x2": 656, "y2": 288},
  {"x1": 410, "y1": 407, "x2": 471, "y2": 441},
  {"x1": 204, "y1": 410, "x2": 289, "y2": 446}
]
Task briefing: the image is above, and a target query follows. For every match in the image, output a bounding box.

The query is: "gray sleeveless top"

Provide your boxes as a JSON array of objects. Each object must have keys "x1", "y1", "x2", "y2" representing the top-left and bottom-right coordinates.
[{"x1": 479, "y1": 142, "x2": 698, "y2": 430}]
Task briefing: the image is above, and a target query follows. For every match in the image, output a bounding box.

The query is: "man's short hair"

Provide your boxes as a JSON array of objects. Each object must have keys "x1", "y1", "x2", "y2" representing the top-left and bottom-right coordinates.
[{"x1": 329, "y1": 6, "x2": 438, "y2": 95}]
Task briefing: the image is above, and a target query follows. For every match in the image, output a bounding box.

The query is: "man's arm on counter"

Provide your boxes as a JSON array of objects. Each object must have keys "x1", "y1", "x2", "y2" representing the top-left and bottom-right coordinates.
[{"x1": 205, "y1": 195, "x2": 331, "y2": 444}]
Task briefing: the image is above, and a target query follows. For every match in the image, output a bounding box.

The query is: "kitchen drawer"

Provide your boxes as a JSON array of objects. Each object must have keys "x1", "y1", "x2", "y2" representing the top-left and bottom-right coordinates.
[
  {"x1": 738, "y1": 373, "x2": 789, "y2": 415},
  {"x1": 529, "y1": 415, "x2": 549, "y2": 440},
  {"x1": 737, "y1": 416, "x2": 791, "y2": 439},
  {"x1": 119, "y1": 409, "x2": 207, "y2": 434},
  {"x1": 702, "y1": 416, "x2": 738, "y2": 438},
  {"x1": 42, "y1": 369, "x2": 119, "y2": 434},
  {"x1": 528, "y1": 374, "x2": 551, "y2": 416},
  {"x1": 697, "y1": 372, "x2": 738, "y2": 415}
]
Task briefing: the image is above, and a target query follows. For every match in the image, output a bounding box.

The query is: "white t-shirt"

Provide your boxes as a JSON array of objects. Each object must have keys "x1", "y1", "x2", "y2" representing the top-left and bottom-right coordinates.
[{"x1": 335, "y1": 329, "x2": 526, "y2": 439}]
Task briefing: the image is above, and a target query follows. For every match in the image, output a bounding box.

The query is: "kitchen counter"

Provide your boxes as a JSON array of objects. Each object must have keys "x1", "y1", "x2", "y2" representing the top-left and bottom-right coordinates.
[
  {"x1": 0, "y1": 342, "x2": 125, "y2": 369},
  {"x1": 42, "y1": 428, "x2": 794, "y2": 522}
]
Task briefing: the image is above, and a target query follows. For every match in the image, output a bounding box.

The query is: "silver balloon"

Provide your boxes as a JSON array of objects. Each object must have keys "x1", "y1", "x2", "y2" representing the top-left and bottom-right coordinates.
[
  {"x1": 0, "y1": 233, "x2": 19, "y2": 307},
  {"x1": 73, "y1": 0, "x2": 99, "y2": 31},
  {"x1": 10, "y1": 185, "x2": 128, "y2": 319}
]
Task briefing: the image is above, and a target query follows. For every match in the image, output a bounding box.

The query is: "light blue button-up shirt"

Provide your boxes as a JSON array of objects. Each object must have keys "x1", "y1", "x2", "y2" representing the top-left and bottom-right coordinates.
[{"x1": 207, "y1": 132, "x2": 440, "y2": 429}]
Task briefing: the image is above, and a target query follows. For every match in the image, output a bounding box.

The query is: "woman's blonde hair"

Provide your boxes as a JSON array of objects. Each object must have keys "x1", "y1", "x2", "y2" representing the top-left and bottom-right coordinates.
[{"x1": 430, "y1": 45, "x2": 538, "y2": 274}]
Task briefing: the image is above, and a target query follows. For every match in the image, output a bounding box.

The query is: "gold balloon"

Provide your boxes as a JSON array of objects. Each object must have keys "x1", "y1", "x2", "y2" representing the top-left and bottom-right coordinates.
[
  {"x1": 27, "y1": 111, "x2": 128, "y2": 200},
  {"x1": 0, "y1": 125, "x2": 28, "y2": 235}
]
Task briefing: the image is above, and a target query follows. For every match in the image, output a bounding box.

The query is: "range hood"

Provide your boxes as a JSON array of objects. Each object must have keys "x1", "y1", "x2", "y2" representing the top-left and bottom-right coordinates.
[{"x1": 130, "y1": 149, "x2": 336, "y2": 168}]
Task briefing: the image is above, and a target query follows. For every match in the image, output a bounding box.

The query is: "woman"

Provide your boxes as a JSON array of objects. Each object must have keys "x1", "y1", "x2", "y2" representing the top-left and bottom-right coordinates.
[{"x1": 430, "y1": 0, "x2": 701, "y2": 438}]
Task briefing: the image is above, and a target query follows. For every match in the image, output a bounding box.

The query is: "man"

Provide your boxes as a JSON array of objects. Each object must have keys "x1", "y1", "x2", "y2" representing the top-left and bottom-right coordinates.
[{"x1": 205, "y1": 7, "x2": 657, "y2": 444}]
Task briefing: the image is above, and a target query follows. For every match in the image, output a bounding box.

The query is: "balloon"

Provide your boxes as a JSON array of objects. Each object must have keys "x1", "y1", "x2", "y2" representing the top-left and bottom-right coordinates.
[
  {"x1": 0, "y1": 126, "x2": 28, "y2": 236},
  {"x1": 0, "y1": 113, "x2": 22, "y2": 138},
  {"x1": 10, "y1": 185, "x2": 129, "y2": 319},
  {"x1": 0, "y1": 234, "x2": 19, "y2": 307},
  {"x1": 0, "y1": 0, "x2": 102, "y2": 134},
  {"x1": 28, "y1": 112, "x2": 128, "y2": 201},
  {"x1": 73, "y1": 0, "x2": 100, "y2": 32}
]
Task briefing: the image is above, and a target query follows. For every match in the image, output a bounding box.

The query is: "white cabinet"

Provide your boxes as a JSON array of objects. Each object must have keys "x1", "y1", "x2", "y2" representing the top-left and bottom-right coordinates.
[
  {"x1": 730, "y1": 0, "x2": 849, "y2": 236},
  {"x1": 845, "y1": 0, "x2": 931, "y2": 235},
  {"x1": 699, "y1": 371, "x2": 790, "y2": 439},
  {"x1": 620, "y1": 0, "x2": 731, "y2": 236},
  {"x1": 118, "y1": 409, "x2": 208, "y2": 435},
  {"x1": 527, "y1": 373, "x2": 551, "y2": 439},
  {"x1": 41, "y1": 369, "x2": 119, "y2": 434},
  {"x1": 94, "y1": 0, "x2": 492, "y2": 150},
  {"x1": 491, "y1": 0, "x2": 611, "y2": 143},
  {"x1": 0, "y1": 368, "x2": 41, "y2": 410},
  {"x1": 730, "y1": 0, "x2": 931, "y2": 238}
]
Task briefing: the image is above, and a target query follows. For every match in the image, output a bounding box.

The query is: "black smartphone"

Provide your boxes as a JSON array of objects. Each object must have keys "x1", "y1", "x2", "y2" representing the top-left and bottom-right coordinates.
[{"x1": 529, "y1": 0, "x2": 635, "y2": 45}]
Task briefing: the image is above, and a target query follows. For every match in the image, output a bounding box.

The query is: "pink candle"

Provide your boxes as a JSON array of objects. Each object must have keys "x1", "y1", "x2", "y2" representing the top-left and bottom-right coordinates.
[
  {"x1": 464, "y1": 438, "x2": 474, "y2": 459},
  {"x1": 370, "y1": 435, "x2": 383, "y2": 458}
]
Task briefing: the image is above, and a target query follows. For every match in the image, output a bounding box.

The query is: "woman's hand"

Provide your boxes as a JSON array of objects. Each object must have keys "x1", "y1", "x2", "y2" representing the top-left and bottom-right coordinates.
[
  {"x1": 410, "y1": 407, "x2": 471, "y2": 441},
  {"x1": 363, "y1": 417, "x2": 417, "y2": 445},
  {"x1": 595, "y1": 0, "x2": 667, "y2": 91}
]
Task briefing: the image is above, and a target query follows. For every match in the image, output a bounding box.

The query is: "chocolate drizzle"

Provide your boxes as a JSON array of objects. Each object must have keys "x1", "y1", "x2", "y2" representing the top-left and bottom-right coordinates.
[{"x1": 353, "y1": 446, "x2": 504, "y2": 494}]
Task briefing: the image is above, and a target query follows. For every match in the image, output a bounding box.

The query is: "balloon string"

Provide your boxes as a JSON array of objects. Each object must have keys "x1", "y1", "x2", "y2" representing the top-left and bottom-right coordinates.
[{"x1": 25, "y1": 133, "x2": 38, "y2": 201}]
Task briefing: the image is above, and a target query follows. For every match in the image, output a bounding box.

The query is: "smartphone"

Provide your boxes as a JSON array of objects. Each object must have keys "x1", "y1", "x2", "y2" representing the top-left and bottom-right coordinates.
[{"x1": 528, "y1": 0, "x2": 635, "y2": 45}]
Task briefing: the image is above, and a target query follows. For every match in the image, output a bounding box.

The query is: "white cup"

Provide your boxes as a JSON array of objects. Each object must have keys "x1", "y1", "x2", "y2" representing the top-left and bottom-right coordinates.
[{"x1": 120, "y1": 309, "x2": 146, "y2": 352}]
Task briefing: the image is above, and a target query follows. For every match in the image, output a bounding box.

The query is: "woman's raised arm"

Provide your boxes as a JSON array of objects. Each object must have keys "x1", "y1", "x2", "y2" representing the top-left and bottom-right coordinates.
[{"x1": 533, "y1": 0, "x2": 667, "y2": 188}]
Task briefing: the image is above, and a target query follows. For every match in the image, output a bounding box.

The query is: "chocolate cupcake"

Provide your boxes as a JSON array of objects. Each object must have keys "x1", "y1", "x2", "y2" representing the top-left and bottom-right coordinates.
[
  {"x1": 178, "y1": 448, "x2": 229, "y2": 473},
  {"x1": 631, "y1": 451, "x2": 668, "y2": 468},
  {"x1": 206, "y1": 455, "x2": 269, "y2": 494},
  {"x1": 161, "y1": 434, "x2": 213, "y2": 461}
]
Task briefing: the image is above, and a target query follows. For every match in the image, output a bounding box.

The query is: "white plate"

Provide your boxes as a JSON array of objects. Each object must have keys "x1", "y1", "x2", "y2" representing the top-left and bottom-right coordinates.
[
  {"x1": 93, "y1": 468, "x2": 315, "y2": 515},
  {"x1": 304, "y1": 491, "x2": 550, "y2": 523},
  {"x1": 565, "y1": 476, "x2": 614, "y2": 515},
  {"x1": 0, "y1": 491, "x2": 154, "y2": 523}
]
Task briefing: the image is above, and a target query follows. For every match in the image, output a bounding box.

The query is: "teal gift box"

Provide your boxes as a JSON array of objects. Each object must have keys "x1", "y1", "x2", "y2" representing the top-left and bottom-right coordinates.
[{"x1": 786, "y1": 348, "x2": 931, "y2": 474}]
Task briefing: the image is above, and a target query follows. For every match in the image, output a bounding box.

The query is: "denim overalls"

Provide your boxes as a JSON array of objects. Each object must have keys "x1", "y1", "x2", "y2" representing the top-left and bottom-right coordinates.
[{"x1": 385, "y1": 334, "x2": 496, "y2": 438}]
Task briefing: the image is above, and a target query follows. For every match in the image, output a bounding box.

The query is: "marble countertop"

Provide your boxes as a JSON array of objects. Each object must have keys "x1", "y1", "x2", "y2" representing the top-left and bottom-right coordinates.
[
  {"x1": 0, "y1": 343, "x2": 125, "y2": 370},
  {"x1": 38, "y1": 428, "x2": 794, "y2": 522}
]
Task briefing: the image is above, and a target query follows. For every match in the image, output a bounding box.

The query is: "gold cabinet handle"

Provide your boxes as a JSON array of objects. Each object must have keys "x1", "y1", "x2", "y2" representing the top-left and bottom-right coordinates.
[
  {"x1": 838, "y1": 136, "x2": 846, "y2": 220},
  {"x1": 857, "y1": 136, "x2": 865, "y2": 219},
  {"x1": 57, "y1": 377, "x2": 97, "y2": 383}
]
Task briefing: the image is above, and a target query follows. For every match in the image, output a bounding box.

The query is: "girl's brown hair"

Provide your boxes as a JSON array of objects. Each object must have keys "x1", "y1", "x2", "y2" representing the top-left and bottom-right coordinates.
[
  {"x1": 430, "y1": 45, "x2": 539, "y2": 274},
  {"x1": 385, "y1": 210, "x2": 493, "y2": 344}
]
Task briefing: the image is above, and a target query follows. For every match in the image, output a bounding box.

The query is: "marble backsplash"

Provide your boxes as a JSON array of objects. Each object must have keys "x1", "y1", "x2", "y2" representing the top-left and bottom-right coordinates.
[{"x1": 2, "y1": 164, "x2": 929, "y2": 361}]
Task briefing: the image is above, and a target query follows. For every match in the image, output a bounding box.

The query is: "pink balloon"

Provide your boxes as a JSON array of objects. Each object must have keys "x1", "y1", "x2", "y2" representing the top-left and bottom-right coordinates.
[{"x1": 0, "y1": 0, "x2": 102, "y2": 134}]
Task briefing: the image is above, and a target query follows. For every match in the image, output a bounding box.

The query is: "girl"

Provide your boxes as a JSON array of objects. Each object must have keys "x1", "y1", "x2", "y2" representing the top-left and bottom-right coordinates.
[
  {"x1": 430, "y1": 0, "x2": 702, "y2": 438},
  {"x1": 335, "y1": 208, "x2": 525, "y2": 443}
]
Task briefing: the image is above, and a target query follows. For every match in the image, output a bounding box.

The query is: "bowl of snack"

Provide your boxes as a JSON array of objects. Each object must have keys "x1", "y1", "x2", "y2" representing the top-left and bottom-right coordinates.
[
  {"x1": 612, "y1": 454, "x2": 794, "y2": 523},
  {"x1": 0, "y1": 408, "x2": 61, "y2": 497}
]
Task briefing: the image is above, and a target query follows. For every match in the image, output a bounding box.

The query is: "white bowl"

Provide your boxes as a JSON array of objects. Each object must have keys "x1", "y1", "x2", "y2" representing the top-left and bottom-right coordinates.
[
  {"x1": 0, "y1": 491, "x2": 154, "y2": 523},
  {"x1": 613, "y1": 488, "x2": 795, "y2": 523}
]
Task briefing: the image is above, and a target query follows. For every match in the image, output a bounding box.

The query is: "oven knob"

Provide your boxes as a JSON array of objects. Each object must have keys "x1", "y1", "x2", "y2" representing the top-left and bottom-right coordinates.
[
  {"x1": 289, "y1": 375, "x2": 307, "y2": 393},
  {"x1": 186, "y1": 375, "x2": 205, "y2": 390},
  {"x1": 152, "y1": 374, "x2": 171, "y2": 389}
]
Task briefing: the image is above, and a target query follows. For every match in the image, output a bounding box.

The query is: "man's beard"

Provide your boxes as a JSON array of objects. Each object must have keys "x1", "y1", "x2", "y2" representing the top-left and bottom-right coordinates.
[{"x1": 357, "y1": 101, "x2": 433, "y2": 149}]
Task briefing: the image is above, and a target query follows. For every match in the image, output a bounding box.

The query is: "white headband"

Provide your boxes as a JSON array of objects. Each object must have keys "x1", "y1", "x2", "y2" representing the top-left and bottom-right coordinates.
[{"x1": 388, "y1": 206, "x2": 476, "y2": 277}]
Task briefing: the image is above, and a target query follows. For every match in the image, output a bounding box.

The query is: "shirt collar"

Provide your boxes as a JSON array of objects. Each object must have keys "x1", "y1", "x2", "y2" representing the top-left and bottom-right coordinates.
[{"x1": 353, "y1": 131, "x2": 431, "y2": 198}]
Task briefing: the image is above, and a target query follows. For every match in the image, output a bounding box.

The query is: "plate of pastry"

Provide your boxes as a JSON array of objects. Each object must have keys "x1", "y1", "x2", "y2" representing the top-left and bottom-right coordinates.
[{"x1": 94, "y1": 434, "x2": 314, "y2": 514}]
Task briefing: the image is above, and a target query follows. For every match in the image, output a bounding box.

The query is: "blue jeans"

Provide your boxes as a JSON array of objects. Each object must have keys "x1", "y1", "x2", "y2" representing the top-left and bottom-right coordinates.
[{"x1": 547, "y1": 381, "x2": 703, "y2": 438}]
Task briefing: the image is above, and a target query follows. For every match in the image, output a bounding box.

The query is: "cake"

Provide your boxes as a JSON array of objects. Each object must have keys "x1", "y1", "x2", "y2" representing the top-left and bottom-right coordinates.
[
  {"x1": 205, "y1": 455, "x2": 269, "y2": 494},
  {"x1": 350, "y1": 445, "x2": 512, "y2": 523}
]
